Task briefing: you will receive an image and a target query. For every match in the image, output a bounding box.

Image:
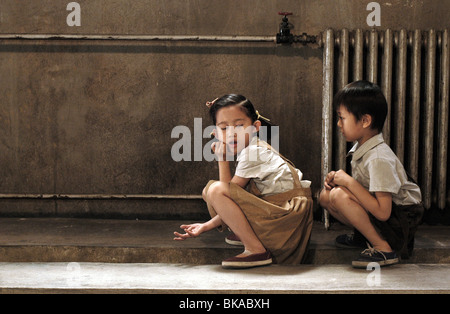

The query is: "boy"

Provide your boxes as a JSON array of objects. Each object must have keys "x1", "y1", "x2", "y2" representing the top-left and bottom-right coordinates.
[{"x1": 319, "y1": 80, "x2": 424, "y2": 268}]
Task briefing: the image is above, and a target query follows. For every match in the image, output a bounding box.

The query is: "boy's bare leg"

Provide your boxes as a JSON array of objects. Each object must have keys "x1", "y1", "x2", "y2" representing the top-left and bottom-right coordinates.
[
  {"x1": 319, "y1": 188, "x2": 352, "y2": 226},
  {"x1": 206, "y1": 181, "x2": 266, "y2": 256},
  {"x1": 320, "y1": 187, "x2": 392, "y2": 252}
]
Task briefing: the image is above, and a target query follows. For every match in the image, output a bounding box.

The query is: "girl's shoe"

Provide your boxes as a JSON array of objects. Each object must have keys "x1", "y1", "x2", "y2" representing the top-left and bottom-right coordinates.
[
  {"x1": 352, "y1": 245, "x2": 399, "y2": 268},
  {"x1": 225, "y1": 232, "x2": 243, "y2": 246},
  {"x1": 222, "y1": 251, "x2": 272, "y2": 269}
]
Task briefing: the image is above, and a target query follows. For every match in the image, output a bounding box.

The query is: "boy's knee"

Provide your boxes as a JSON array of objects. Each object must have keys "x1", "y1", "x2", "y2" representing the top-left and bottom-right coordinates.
[
  {"x1": 319, "y1": 188, "x2": 346, "y2": 215},
  {"x1": 329, "y1": 186, "x2": 351, "y2": 209},
  {"x1": 318, "y1": 188, "x2": 331, "y2": 208}
]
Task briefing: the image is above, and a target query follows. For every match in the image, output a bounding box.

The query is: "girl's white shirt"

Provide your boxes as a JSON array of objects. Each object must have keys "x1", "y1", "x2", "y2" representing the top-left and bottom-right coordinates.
[{"x1": 235, "y1": 136, "x2": 311, "y2": 196}]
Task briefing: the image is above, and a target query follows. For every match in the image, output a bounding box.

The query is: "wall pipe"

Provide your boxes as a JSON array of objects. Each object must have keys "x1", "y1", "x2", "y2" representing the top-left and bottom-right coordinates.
[
  {"x1": 0, "y1": 33, "x2": 318, "y2": 44},
  {"x1": 320, "y1": 29, "x2": 334, "y2": 230},
  {"x1": 0, "y1": 32, "x2": 317, "y2": 202},
  {"x1": 0, "y1": 193, "x2": 203, "y2": 200},
  {"x1": 0, "y1": 34, "x2": 278, "y2": 42}
]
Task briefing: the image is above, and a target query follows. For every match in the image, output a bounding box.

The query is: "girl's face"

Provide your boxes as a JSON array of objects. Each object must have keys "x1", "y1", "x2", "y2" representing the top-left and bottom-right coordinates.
[
  {"x1": 215, "y1": 105, "x2": 260, "y2": 155},
  {"x1": 336, "y1": 105, "x2": 365, "y2": 143}
]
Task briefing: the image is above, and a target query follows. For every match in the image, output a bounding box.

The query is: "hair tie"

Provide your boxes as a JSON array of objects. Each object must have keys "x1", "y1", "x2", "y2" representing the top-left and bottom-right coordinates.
[
  {"x1": 256, "y1": 110, "x2": 270, "y2": 122},
  {"x1": 206, "y1": 97, "x2": 219, "y2": 108}
]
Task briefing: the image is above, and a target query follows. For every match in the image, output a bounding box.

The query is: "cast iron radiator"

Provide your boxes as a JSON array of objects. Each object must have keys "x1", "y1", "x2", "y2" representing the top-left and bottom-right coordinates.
[{"x1": 320, "y1": 29, "x2": 449, "y2": 228}]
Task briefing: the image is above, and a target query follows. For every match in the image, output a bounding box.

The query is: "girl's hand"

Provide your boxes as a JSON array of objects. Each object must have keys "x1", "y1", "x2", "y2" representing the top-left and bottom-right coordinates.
[
  {"x1": 211, "y1": 141, "x2": 228, "y2": 161},
  {"x1": 173, "y1": 223, "x2": 206, "y2": 241}
]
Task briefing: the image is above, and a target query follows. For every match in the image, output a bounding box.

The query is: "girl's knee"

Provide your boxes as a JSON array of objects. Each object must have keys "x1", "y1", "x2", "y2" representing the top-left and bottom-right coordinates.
[
  {"x1": 202, "y1": 180, "x2": 219, "y2": 202},
  {"x1": 207, "y1": 181, "x2": 229, "y2": 199}
]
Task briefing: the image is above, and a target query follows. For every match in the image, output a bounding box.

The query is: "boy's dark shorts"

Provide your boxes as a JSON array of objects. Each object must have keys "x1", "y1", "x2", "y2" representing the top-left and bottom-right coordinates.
[{"x1": 369, "y1": 202, "x2": 424, "y2": 259}]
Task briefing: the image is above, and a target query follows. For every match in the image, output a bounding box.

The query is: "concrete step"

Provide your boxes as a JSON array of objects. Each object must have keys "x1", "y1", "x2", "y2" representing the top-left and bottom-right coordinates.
[
  {"x1": 0, "y1": 218, "x2": 450, "y2": 265},
  {"x1": 0, "y1": 217, "x2": 449, "y2": 265},
  {"x1": 1, "y1": 218, "x2": 449, "y2": 294},
  {"x1": 1, "y1": 262, "x2": 449, "y2": 294}
]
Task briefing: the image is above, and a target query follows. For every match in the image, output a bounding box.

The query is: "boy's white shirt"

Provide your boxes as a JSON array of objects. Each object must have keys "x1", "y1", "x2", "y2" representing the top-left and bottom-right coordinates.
[
  {"x1": 348, "y1": 133, "x2": 422, "y2": 205},
  {"x1": 235, "y1": 136, "x2": 310, "y2": 196}
]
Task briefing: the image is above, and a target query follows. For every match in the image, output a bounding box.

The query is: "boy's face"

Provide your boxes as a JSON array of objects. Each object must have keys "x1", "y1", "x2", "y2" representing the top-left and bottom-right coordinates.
[
  {"x1": 336, "y1": 105, "x2": 365, "y2": 143},
  {"x1": 215, "y1": 106, "x2": 260, "y2": 155}
]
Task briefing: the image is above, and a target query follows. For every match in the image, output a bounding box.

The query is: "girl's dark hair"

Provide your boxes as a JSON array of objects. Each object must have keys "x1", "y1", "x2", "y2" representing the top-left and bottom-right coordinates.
[
  {"x1": 209, "y1": 94, "x2": 272, "y2": 127},
  {"x1": 333, "y1": 80, "x2": 388, "y2": 132},
  {"x1": 208, "y1": 94, "x2": 274, "y2": 141}
]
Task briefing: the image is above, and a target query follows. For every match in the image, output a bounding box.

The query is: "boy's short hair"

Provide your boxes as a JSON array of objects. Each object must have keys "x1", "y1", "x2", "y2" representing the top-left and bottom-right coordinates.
[{"x1": 333, "y1": 80, "x2": 388, "y2": 133}]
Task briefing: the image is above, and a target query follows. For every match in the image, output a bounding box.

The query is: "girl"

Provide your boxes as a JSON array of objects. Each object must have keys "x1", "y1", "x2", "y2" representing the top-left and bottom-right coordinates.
[{"x1": 174, "y1": 94, "x2": 313, "y2": 268}]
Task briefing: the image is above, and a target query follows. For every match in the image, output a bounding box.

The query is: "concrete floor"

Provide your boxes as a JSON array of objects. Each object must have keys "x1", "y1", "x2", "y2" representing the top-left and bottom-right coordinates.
[
  {"x1": 1, "y1": 262, "x2": 449, "y2": 294},
  {"x1": 0, "y1": 218, "x2": 449, "y2": 294}
]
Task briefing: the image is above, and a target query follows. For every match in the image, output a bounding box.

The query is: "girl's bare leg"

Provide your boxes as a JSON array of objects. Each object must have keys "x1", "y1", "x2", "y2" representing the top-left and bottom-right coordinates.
[{"x1": 206, "y1": 181, "x2": 266, "y2": 256}]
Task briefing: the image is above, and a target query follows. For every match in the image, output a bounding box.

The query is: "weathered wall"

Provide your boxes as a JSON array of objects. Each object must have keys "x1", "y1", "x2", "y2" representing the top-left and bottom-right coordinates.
[{"x1": 0, "y1": 1, "x2": 449, "y2": 218}]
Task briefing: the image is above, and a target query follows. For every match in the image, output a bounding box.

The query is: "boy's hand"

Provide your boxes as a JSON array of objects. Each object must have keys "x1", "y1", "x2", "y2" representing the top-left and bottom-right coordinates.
[
  {"x1": 332, "y1": 169, "x2": 352, "y2": 187},
  {"x1": 324, "y1": 171, "x2": 336, "y2": 190},
  {"x1": 324, "y1": 170, "x2": 352, "y2": 189}
]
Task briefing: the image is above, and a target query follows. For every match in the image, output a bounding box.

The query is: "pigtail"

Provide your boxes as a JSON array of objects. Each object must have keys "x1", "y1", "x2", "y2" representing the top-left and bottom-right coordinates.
[{"x1": 255, "y1": 110, "x2": 276, "y2": 144}]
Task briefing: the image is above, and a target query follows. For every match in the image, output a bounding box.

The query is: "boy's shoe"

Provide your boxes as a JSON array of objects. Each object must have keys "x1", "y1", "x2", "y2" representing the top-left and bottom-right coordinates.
[
  {"x1": 222, "y1": 251, "x2": 272, "y2": 269},
  {"x1": 335, "y1": 232, "x2": 367, "y2": 249},
  {"x1": 352, "y1": 245, "x2": 399, "y2": 268},
  {"x1": 225, "y1": 232, "x2": 243, "y2": 246}
]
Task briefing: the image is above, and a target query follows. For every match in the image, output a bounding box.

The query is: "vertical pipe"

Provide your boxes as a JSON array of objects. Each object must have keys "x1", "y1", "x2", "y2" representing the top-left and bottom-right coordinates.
[
  {"x1": 394, "y1": 29, "x2": 408, "y2": 163},
  {"x1": 321, "y1": 29, "x2": 334, "y2": 229},
  {"x1": 367, "y1": 30, "x2": 378, "y2": 84},
  {"x1": 437, "y1": 29, "x2": 449, "y2": 210},
  {"x1": 422, "y1": 29, "x2": 436, "y2": 210},
  {"x1": 381, "y1": 29, "x2": 393, "y2": 145},
  {"x1": 353, "y1": 29, "x2": 364, "y2": 81},
  {"x1": 409, "y1": 30, "x2": 422, "y2": 182},
  {"x1": 335, "y1": 29, "x2": 349, "y2": 171}
]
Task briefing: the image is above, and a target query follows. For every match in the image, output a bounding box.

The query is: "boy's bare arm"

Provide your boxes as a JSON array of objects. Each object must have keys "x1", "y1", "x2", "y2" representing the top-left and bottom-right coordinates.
[{"x1": 332, "y1": 170, "x2": 392, "y2": 221}]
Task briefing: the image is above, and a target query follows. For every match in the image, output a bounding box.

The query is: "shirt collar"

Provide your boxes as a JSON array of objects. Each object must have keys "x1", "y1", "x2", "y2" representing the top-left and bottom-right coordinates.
[{"x1": 348, "y1": 133, "x2": 385, "y2": 161}]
